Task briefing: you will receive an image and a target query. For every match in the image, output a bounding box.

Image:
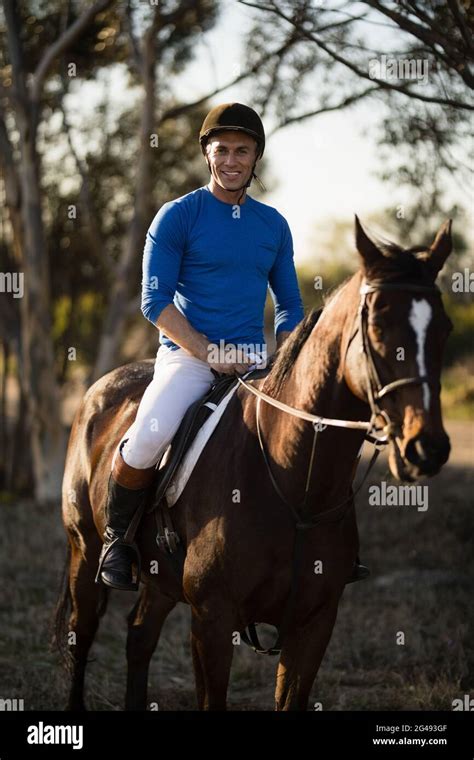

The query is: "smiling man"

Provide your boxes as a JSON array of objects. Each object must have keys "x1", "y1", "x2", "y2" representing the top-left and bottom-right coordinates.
[{"x1": 96, "y1": 103, "x2": 305, "y2": 591}]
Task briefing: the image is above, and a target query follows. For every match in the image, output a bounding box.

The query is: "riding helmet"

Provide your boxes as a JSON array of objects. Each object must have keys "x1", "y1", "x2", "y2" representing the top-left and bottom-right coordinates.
[{"x1": 199, "y1": 103, "x2": 265, "y2": 158}]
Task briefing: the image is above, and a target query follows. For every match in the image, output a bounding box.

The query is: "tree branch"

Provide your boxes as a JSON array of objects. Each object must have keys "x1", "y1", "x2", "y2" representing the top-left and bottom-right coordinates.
[
  {"x1": 303, "y1": 14, "x2": 368, "y2": 35},
  {"x1": 267, "y1": 85, "x2": 378, "y2": 135},
  {"x1": 31, "y1": 0, "x2": 114, "y2": 102},
  {"x1": 447, "y1": 0, "x2": 474, "y2": 56},
  {"x1": 159, "y1": 38, "x2": 305, "y2": 123},
  {"x1": 121, "y1": 0, "x2": 142, "y2": 75},
  {"x1": 3, "y1": 0, "x2": 29, "y2": 109},
  {"x1": 361, "y1": 0, "x2": 461, "y2": 59},
  {"x1": 0, "y1": 109, "x2": 20, "y2": 213},
  {"x1": 367, "y1": 2, "x2": 474, "y2": 90},
  {"x1": 361, "y1": 0, "x2": 474, "y2": 87},
  {"x1": 238, "y1": 0, "x2": 474, "y2": 110},
  {"x1": 58, "y1": 81, "x2": 110, "y2": 266}
]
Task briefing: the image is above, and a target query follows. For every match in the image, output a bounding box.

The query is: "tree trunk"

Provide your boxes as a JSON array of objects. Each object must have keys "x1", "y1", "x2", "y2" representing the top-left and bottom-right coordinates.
[
  {"x1": 2, "y1": 0, "x2": 116, "y2": 501},
  {"x1": 91, "y1": 22, "x2": 157, "y2": 383},
  {"x1": 16, "y1": 113, "x2": 66, "y2": 502},
  {"x1": 0, "y1": 340, "x2": 6, "y2": 490},
  {"x1": 10, "y1": 380, "x2": 34, "y2": 496}
]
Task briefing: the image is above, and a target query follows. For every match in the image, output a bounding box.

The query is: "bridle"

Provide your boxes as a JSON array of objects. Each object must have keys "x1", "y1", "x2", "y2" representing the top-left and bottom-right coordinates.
[
  {"x1": 236, "y1": 278, "x2": 440, "y2": 655},
  {"x1": 238, "y1": 279, "x2": 440, "y2": 450},
  {"x1": 357, "y1": 280, "x2": 439, "y2": 437}
]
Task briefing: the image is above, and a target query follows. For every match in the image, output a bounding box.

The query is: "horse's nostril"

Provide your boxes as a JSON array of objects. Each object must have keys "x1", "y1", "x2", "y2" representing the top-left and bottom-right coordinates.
[
  {"x1": 406, "y1": 434, "x2": 450, "y2": 471},
  {"x1": 415, "y1": 439, "x2": 429, "y2": 462},
  {"x1": 405, "y1": 439, "x2": 420, "y2": 466}
]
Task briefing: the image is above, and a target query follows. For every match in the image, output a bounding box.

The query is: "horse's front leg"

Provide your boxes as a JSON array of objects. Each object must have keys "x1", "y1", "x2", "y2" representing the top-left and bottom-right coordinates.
[
  {"x1": 190, "y1": 607, "x2": 235, "y2": 710},
  {"x1": 125, "y1": 583, "x2": 176, "y2": 710},
  {"x1": 275, "y1": 598, "x2": 339, "y2": 711}
]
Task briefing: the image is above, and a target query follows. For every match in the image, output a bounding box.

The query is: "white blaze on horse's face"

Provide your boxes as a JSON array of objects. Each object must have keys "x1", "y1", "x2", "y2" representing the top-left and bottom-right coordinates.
[{"x1": 408, "y1": 299, "x2": 432, "y2": 410}]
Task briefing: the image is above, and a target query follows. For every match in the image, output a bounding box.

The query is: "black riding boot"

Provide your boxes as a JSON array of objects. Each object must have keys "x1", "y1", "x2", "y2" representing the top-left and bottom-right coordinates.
[
  {"x1": 95, "y1": 473, "x2": 151, "y2": 591},
  {"x1": 346, "y1": 555, "x2": 371, "y2": 584}
]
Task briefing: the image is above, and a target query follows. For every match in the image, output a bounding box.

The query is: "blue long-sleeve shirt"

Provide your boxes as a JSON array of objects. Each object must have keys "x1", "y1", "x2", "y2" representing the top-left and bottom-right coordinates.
[{"x1": 141, "y1": 186, "x2": 304, "y2": 352}]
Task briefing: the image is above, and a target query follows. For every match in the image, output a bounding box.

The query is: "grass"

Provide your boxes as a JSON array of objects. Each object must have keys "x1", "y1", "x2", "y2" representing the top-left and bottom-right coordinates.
[{"x1": 0, "y1": 422, "x2": 472, "y2": 711}]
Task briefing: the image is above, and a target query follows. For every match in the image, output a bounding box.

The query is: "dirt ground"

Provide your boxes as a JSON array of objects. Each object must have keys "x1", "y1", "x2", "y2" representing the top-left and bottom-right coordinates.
[{"x1": 0, "y1": 419, "x2": 472, "y2": 711}]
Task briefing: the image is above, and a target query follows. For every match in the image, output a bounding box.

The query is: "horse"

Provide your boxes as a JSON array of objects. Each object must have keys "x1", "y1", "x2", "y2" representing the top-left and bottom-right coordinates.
[{"x1": 54, "y1": 216, "x2": 453, "y2": 711}]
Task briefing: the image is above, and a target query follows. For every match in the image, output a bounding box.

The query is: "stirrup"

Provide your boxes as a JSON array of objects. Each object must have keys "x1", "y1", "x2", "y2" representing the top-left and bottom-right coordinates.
[{"x1": 95, "y1": 535, "x2": 142, "y2": 591}]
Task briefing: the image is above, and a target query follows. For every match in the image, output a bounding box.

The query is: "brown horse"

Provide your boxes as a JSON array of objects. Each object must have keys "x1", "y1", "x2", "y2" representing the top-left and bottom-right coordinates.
[{"x1": 55, "y1": 217, "x2": 453, "y2": 710}]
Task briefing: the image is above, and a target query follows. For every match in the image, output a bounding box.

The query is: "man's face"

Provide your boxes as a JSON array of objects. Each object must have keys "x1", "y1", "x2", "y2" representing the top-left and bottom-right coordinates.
[{"x1": 205, "y1": 131, "x2": 258, "y2": 191}]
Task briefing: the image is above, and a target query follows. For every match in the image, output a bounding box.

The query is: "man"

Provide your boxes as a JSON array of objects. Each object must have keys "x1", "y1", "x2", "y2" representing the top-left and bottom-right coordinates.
[{"x1": 96, "y1": 103, "x2": 305, "y2": 591}]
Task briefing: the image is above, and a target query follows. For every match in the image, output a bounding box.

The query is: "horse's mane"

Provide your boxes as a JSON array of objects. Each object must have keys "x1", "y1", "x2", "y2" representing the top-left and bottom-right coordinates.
[
  {"x1": 265, "y1": 278, "x2": 350, "y2": 395},
  {"x1": 265, "y1": 309, "x2": 321, "y2": 395}
]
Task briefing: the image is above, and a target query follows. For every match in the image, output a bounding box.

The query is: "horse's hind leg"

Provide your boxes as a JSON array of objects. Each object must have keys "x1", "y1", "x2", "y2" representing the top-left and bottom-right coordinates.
[
  {"x1": 274, "y1": 599, "x2": 339, "y2": 711},
  {"x1": 125, "y1": 583, "x2": 176, "y2": 710},
  {"x1": 67, "y1": 534, "x2": 105, "y2": 711}
]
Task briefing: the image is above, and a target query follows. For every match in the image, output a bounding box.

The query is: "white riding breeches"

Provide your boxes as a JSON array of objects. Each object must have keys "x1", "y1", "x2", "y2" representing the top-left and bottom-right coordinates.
[{"x1": 112, "y1": 345, "x2": 216, "y2": 471}]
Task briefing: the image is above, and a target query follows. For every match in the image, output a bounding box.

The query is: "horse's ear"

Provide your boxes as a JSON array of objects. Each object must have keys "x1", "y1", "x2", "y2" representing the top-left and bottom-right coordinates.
[
  {"x1": 355, "y1": 215, "x2": 385, "y2": 276},
  {"x1": 424, "y1": 219, "x2": 453, "y2": 279}
]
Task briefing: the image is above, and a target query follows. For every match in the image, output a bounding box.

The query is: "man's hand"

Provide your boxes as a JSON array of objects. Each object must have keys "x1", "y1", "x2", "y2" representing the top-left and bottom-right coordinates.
[
  {"x1": 208, "y1": 347, "x2": 258, "y2": 376},
  {"x1": 156, "y1": 303, "x2": 267, "y2": 375},
  {"x1": 207, "y1": 360, "x2": 252, "y2": 376}
]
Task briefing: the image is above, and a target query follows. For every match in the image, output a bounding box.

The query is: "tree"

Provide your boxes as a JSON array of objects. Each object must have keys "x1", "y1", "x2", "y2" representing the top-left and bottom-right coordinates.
[
  {"x1": 89, "y1": 0, "x2": 220, "y2": 381},
  {"x1": 0, "y1": 0, "x2": 276, "y2": 500},
  {"x1": 1, "y1": 0, "x2": 116, "y2": 502},
  {"x1": 0, "y1": 0, "x2": 222, "y2": 500},
  {"x1": 237, "y1": 0, "x2": 473, "y2": 213}
]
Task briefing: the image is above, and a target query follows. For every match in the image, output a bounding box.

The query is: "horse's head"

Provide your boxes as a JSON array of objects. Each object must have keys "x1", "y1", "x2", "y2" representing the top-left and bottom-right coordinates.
[{"x1": 345, "y1": 216, "x2": 453, "y2": 482}]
